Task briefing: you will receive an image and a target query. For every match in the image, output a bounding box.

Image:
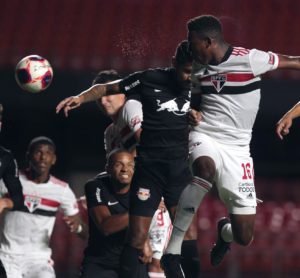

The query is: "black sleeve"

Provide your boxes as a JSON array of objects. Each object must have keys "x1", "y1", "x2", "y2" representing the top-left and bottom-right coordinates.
[
  {"x1": 84, "y1": 180, "x2": 109, "y2": 209},
  {"x1": 119, "y1": 71, "x2": 144, "y2": 97},
  {"x1": 2, "y1": 153, "x2": 24, "y2": 210}
]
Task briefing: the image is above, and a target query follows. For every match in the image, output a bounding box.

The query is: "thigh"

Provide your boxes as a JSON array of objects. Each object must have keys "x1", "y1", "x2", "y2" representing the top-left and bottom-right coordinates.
[
  {"x1": 164, "y1": 159, "x2": 192, "y2": 209},
  {"x1": 80, "y1": 257, "x2": 118, "y2": 278},
  {"x1": 23, "y1": 259, "x2": 55, "y2": 278},
  {"x1": 189, "y1": 131, "x2": 220, "y2": 168},
  {"x1": 216, "y1": 146, "x2": 257, "y2": 215},
  {"x1": 130, "y1": 158, "x2": 163, "y2": 217},
  {"x1": 0, "y1": 254, "x2": 21, "y2": 278}
]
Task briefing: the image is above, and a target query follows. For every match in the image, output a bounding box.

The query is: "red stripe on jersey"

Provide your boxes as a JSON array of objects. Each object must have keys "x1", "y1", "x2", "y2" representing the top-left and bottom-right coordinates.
[
  {"x1": 201, "y1": 73, "x2": 255, "y2": 82},
  {"x1": 232, "y1": 47, "x2": 250, "y2": 56},
  {"x1": 41, "y1": 198, "x2": 60, "y2": 208}
]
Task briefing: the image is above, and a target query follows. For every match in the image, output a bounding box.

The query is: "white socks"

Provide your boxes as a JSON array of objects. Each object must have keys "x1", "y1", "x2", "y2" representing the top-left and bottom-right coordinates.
[
  {"x1": 165, "y1": 177, "x2": 212, "y2": 255},
  {"x1": 148, "y1": 272, "x2": 166, "y2": 278}
]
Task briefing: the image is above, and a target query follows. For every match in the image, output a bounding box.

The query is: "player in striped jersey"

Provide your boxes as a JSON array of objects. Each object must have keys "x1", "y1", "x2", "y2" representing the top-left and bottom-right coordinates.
[
  {"x1": 276, "y1": 101, "x2": 300, "y2": 139},
  {"x1": 162, "y1": 15, "x2": 300, "y2": 277},
  {"x1": 0, "y1": 136, "x2": 84, "y2": 278}
]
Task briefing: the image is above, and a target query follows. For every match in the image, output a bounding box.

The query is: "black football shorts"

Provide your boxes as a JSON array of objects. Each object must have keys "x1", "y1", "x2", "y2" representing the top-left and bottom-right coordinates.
[{"x1": 129, "y1": 156, "x2": 192, "y2": 217}]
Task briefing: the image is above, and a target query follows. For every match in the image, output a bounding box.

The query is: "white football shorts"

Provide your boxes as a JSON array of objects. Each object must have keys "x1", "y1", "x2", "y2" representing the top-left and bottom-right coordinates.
[
  {"x1": 189, "y1": 131, "x2": 257, "y2": 215},
  {"x1": 0, "y1": 252, "x2": 55, "y2": 278}
]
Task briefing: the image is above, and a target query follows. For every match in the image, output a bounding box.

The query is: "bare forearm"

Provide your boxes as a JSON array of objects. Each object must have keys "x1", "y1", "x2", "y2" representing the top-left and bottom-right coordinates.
[
  {"x1": 96, "y1": 213, "x2": 128, "y2": 236},
  {"x1": 286, "y1": 101, "x2": 300, "y2": 119},
  {"x1": 278, "y1": 54, "x2": 300, "y2": 69},
  {"x1": 0, "y1": 198, "x2": 14, "y2": 213},
  {"x1": 78, "y1": 84, "x2": 107, "y2": 103}
]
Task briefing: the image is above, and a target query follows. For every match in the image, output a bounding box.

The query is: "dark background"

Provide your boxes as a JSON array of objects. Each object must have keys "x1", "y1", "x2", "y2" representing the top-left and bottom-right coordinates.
[{"x1": 0, "y1": 0, "x2": 300, "y2": 277}]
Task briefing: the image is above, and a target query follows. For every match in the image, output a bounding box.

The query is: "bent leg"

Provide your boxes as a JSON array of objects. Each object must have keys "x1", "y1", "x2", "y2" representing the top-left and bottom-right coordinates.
[
  {"x1": 120, "y1": 215, "x2": 152, "y2": 278},
  {"x1": 165, "y1": 156, "x2": 215, "y2": 255},
  {"x1": 230, "y1": 213, "x2": 256, "y2": 246}
]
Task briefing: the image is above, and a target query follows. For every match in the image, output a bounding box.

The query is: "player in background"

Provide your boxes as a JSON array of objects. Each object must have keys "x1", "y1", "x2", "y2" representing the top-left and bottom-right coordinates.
[
  {"x1": 56, "y1": 40, "x2": 201, "y2": 278},
  {"x1": 0, "y1": 103, "x2": 24, "y2": 213},
  {"x1": 0, "y1": 136, "x2": 86, "y2": 278},
  {"x1": 161, "y1": 15, "x2": 300, "y2": 278},
  {"x1": 0, "y1": 103, "x2": 25, "y2": 277},
  {"x1": 80, "y1": 150, "x2": 151, "y2": 278},
  {"x1": 276, "y1": 101, "x2": 300, "y2": 139},
  {"x1": 93, "y1": 70, "x2": 174, "y2": 278}
]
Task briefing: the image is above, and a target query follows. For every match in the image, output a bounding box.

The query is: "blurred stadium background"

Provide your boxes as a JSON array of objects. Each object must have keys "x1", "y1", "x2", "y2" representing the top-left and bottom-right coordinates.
[{"x1": 0, "y1": 0, "x2": 300, "y2": 277}]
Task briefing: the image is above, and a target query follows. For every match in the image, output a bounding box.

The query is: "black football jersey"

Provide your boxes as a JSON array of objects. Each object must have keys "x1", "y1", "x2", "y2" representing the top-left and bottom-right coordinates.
[
  {"x1": 84, "y1": 172, "x2": 129, "y2": 269},
  {"x1": 0, "y1": 146, "x2": 24, "y2": 210},
  {"x1": 119, "y1": 68, "x2": 190, "y2": 159}
]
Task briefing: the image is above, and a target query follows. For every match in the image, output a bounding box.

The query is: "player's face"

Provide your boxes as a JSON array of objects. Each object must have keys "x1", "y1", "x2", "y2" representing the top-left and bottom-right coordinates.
[
  {"x1": 109, "y1": 152, "x2": 135, "y2": 187},
  {"x1": 29, "y1": 144, "x2": 56, "y2": 176},
  {"x1": 97, "y1": 94, "x2": 125, "y2": 117},
  {"x1": 175, "y1": 63, "x2": 193, "y2": 89},
  {"x1": 188, "y1": 31, "x2": 211, "y2": 65}
]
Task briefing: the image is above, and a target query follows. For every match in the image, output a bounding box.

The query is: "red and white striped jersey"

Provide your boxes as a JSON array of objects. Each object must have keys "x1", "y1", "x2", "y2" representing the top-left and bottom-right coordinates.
[
  {"x1": 0, "y1": 172, "x2": 78, "y2": 257},
  {"x1": 191, "y1": 47, "x2": 279, "y2": 145},
  {"x1": 104, "y1": 99, "x2": 142, "y2": 156}
]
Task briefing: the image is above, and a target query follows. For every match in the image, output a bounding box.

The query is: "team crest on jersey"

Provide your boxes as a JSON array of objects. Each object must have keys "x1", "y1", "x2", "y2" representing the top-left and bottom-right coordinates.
[
  {"x1": 137, "y1": 188, "x2": 150, "y2": 201},
  {"x1": 25, "y1": 195, "x2": 41, "y2": 212},
  {"x1": 211, "y1": 74, "x2": 227, "y2": 92}
]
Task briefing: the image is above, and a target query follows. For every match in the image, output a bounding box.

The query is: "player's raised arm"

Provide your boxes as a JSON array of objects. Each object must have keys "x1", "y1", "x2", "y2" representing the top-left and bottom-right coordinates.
[
  {"x1": 276, "y1": 101, "x2": 300, "y2": 140},
  {"x1": 277, "y1": 54, "x2": 300, "y2": 69},
  {"x1": 56, "y1": 80, "x2": 122, "y2": 117}
]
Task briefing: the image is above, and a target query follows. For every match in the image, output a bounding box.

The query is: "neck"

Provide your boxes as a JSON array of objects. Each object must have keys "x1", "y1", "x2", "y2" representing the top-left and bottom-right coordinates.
[
  {"x1": 211, "y1": 42, "x2": 230, "y2": 65},
  {"x1": 26, "y1": 169, "x2": 49, "y2": 184},
  {"x1": 111, "y1": 110, "x2": 120, "y2": 123},
  {"x1": 112, "y1": 181, "x2": 130, "y2": 194}
]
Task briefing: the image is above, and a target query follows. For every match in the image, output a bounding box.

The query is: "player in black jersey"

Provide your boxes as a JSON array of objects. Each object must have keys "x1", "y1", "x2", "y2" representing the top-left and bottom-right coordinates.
[
  {"x1": 56, "y1": 41, "x2": 201, "y2": 278},
  {"x1": 0, "y1": 103, "x2": 24, "y2": 278},
  {"x1": 80, "y1": 150, "x2": 150, "y2": 278},
  {"x1": 0, "y1": 103, "x2": 24, "y2": 212}
]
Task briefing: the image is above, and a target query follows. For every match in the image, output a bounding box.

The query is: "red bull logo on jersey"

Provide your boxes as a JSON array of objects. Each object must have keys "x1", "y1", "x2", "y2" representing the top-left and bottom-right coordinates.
[
  {"x1": 25, "y1": 194, "x2": 41, "y2": 212},
  {"x1": 211, "y1": 74, "x2": 227, "y2": 92},
  {"x1": 137, "y1": 187, "x2": 151, "y2": 201},
  {"x1": 156, "y1": 99, "x2": 190, "y2": 116}
]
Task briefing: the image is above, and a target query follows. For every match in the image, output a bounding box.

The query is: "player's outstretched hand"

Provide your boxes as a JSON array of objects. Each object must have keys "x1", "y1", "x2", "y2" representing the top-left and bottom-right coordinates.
[
  {"x1": 56, "y1": 96, "x2": 82, "y2": 117},
  {"x1": 276, "y1": 116, "x2": 293, "y2": 140},
  {"x1": 189, "y1": 109, "x2": 202, "y2": 126}
]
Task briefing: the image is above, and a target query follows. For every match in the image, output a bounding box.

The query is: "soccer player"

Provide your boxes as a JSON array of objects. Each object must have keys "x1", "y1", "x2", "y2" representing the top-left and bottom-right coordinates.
[
  {"x1": 0, "y1": 136, "x2": 84, "y2": 278},
  {"x1": 56, "y1": 40, "x2": 199, "y2": 278},
  {"x1": 0, "y1": 103, "x2": 25, "y2": 277},
  {"x1": 93, "y1": 69, "x2": 173, "y2": 278},
  {"x1": 276, "y1": 101, "x2": 300, "y2": 139},
  {"x1": 161, "y1": 14, "x2": 300, "y2": 277},
  {"x1": 80, "y1": 150, "x2": 151, "y2": 278},
  {"x1": 0, "y1": 103, "x2": 24, "y2": 213}
]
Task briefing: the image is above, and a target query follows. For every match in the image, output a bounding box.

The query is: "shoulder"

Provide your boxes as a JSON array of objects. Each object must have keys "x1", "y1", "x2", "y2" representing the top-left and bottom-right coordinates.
[
  {"x1": 123, "y1": 99, "x2": 142, "y2": 115},
  {"x1": 0, "y1": 146, "x2": 13, "y2": 160},
  {"x1": 49, "y1": 175, "x2": 68, "y2": 188},
  {"x1": 142, "y1": 67, "x2": 174, "y2": 81},
  {"x1": 85, "y1": 172, "x2": 109, "y2": 190},
  {"x1": 231, "y1": 47, "x2": 251, "y2": 57}
]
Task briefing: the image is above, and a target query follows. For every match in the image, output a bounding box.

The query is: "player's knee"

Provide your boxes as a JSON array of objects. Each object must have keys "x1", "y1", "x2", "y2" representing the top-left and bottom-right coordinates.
[
  {"x1": 192, "y1": 156, "x2": 215, "y2": 182},
  {"x1": 234, "y1": 232, "x2": 253, "y2": 246}
]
